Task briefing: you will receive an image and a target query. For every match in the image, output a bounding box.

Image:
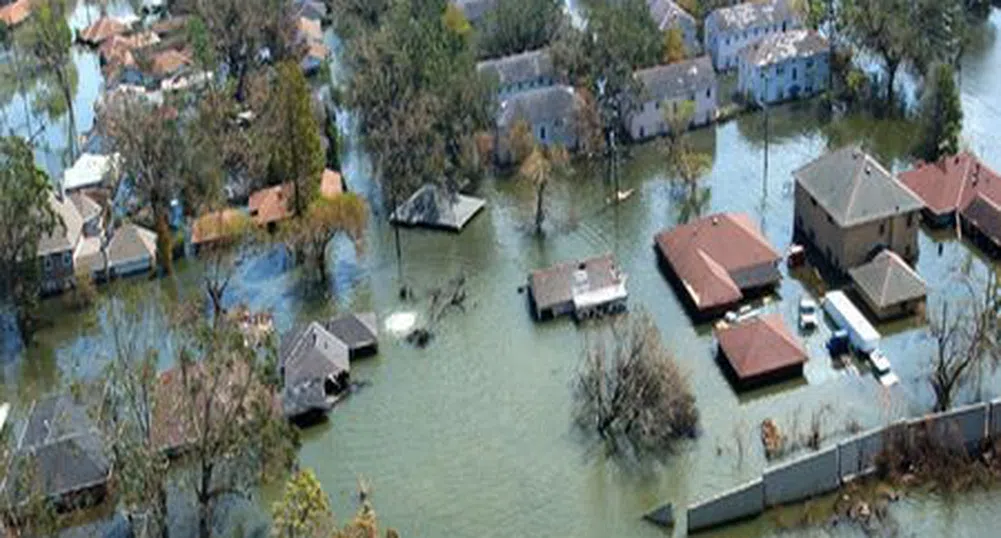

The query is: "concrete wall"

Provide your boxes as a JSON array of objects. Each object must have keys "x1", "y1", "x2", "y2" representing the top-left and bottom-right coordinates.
[
  {"x1": 687, "y1": 478, "x2": 764, "y2": 533},
  {"x1": 763, "y1": 445, "x2": 840, "y2": 507},
  {"x1": 990, "y1": 399, "x2": 1001, "y2": 438},
  {"x1": 838, "y1": 428, "x2": 885, "y2": 481},
  {"x1": 912, "y1": 402, "x2": 987, "y2": 453}
]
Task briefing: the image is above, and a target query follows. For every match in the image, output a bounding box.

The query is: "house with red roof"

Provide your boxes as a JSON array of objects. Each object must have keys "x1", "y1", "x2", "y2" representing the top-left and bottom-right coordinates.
[
  {"x1": 654, "y1": 212, "x2": 781, "y2": 318},
  {"x1": 714, "y1": 313, "x2": 807, "y2": 389}
]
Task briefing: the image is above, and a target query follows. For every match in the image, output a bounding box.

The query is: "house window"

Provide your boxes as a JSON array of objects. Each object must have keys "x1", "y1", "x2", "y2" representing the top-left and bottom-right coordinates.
[
  {"x1": 879, "y1": 222, "x2": 886, "y2": 235},
  {"x1": 907, "y1": 213, "x2": 914, "y2": 227},
  {"x1": 782, "y1": 21, "x2": 787, "y2": 31},
  {"x1": 655, "y1": 101, "x2": 660, "y2": 110},
  {"x1": 639, "y1": 126, "x2": 645, "y2": 138},
  {"x1": 673, "y1": 101, "x2": 678, "y2": 114},
  {"x1": 806, "y1": 59, "x2": 814, "y2": 68},
  {"x1": 754, "y1": 28, "x2": 759, "y2": 36},
  {"x1": 905, "y1": 245, "x2": 912, "y2": 257},
  {"x1": 539, "y1": 126, "x2": 546, "y2": 141},
  {"x1": 792, "y1": 67, "x2": 797, "y2": 81},
  {"x1": 726, "y1": 38, "x2": 730, "y2": 46},
  {"x1": 706, "y1": 87, "x2": 711, "y2": 98},
  {"x1": 826, "y1": 214, "x2": 833, "y2": 225},
  {"x1": 44, "y1": 256, "x2": 53, "y2": 272},
  {"x1": 776, "y1": 66, "x2": 785, "y2": 76},
  {"x1": 63, "y1": 251, "x2": 72, "y2": 268}
]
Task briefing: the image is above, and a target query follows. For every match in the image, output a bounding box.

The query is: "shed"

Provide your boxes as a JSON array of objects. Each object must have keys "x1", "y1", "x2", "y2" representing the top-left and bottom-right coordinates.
[
  {"x1": 654, "y1": 213, "x2": 781, "y2": 317},
  {"x1": 279, "y1": 322, "x2": 351, "y2": 421},
  {"x1": 848, "y1": 250, "x2": 925, "y2": 321},
  {"x1": 715, "y1": 314, "x2": 807, "y2": 389},
  {"x1": 323, "y1": 313, "x2": 379, "y2": 359}
]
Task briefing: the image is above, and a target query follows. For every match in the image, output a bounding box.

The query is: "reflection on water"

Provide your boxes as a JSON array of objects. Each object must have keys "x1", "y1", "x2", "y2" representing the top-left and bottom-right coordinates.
[{"x1": 2, "y1": 7, "x2": 1001, "y2": 538}]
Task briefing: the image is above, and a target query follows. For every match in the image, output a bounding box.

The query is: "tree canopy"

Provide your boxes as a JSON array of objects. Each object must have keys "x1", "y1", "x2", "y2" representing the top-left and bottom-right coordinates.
[
  {"x1": 476, "y1": 0, "x2": 565, "y2": 59},
  {"x1": 916, "y1": 63, "x2": 963, "y2": 162}
]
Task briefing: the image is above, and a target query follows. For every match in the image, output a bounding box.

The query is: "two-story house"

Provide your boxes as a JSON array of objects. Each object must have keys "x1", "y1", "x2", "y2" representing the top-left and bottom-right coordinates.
[
  {"x1": 704, "y1": 0, "x2": 801, "y2": 71},
  {"x1": 738, "y1": 29, "x2": 829, "y2": 105},
  {"x1": 629, "y1": 56, "x2": 717, "y2": 140},
  {"x1": 38, "y1": 193, "x2": 85, "y2": 294},
  {"x1": 496, "y1": 85, "x2": 582, "y2": 163},
  {"x1": 476, "y1": 49, "x2": 556, "y2": 99},
  {"x1": 648, "y1": 0, "x2": 700, "y2": 56},
  {"x1": 793, "y1": 146, "x2": 924, "y2": 273}
]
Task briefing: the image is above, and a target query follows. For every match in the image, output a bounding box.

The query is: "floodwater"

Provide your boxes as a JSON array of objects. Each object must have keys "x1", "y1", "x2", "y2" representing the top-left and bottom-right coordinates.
[{"x1": 2, "y1": 6, "x2": 1001, "y2": 538}]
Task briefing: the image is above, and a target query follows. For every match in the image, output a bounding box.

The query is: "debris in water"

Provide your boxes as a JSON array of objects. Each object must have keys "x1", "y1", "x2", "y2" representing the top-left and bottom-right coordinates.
[{"x1": 385, "y1": 312, "x2": 417, "y2": 335}]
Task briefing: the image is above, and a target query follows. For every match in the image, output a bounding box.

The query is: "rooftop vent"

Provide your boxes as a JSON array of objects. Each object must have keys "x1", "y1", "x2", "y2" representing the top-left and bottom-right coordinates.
[{"x1": 711, "y1": 216, "x2": 719, "y2": 225}]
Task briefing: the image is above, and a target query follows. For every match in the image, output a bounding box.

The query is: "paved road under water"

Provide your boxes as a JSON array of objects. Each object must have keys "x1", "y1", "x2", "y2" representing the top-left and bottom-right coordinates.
[{"x1": 2, "y1": 6, "x2": 1001, "y2": 538}]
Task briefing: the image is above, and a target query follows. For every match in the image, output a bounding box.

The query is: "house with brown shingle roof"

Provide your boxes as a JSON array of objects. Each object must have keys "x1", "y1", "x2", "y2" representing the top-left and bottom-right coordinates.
[
  {"x1": 0, "y1": 0, "x2": 31, "y2": 26},
  {"x1": 79, "y1": 16, "x2": 128, "y2": 46},
  {"x1": 528, "y1": 253, "x2": 628, "y2": 321},
  {"x1": 248, "y1": 183, "x2": 294, "y2": 229},
  {"x1": 793, "y1": 146, "x2": 923, "y2": 273},
  {"x1": 898, "y1": 152, "x2": 1001, "y2": 226},
  {"x1": 848, "y1": 250, "x2": 925, "y2": 321},
  {"x1": 715, "y1": 313, "x2": 807, "y2": 389},
  {"x1": 655, "y1": 213, "x2": 781, "y2": 317},
  {"x1": 320, "y1": 169, "x2": 343, "y2": 199}
]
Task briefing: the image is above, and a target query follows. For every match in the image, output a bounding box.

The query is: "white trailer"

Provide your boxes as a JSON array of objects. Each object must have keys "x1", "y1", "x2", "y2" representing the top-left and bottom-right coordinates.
[{"x1": 822, "y1": 291, "x2": 880, "y2": 354}]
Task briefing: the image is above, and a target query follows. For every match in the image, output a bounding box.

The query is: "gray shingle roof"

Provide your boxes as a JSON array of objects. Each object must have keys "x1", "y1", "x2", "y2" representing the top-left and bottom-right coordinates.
[
  {"x1": 634, "y1": 56, "x2": 716, "y2": 102},
  {"x1": 476, "y1": 49, "x2": 554, "y2": 89},
  {"x1": 740, "y1": 29, "x2": 828, "y2": 67},
  {"x1": 794, "y1": 146, "x2": 923, "y2": 227},
  {"x1": 280, "y1": 322, "x2": 350, "y2": 384},
  {"x1": 648, "y1": 0, "x2": 695, "y2": 31},
  {"x1": 498, "y1": 85, "x2": 581, "y2": 128},
  {"x1": 105, "y1": 223, "x2": 157, "y2": 268},
  {"x1": 70, "y1": 192, "x2": 102, "y2": 224},
  {"x1": 38, "y1": 193, "x2": 84, "y2": 257},
  {"x1": 707, "y1": 0, "x2": 795, "y2": 34},
  {"x1": 849, "y1": 250, "x2": 926, "y2": 309},
  {"x1": 529, "y1": 253, "x2": 623, "y2": 312},
  {"x1": 390, "y1": 183, "x2": 486, "y2": 231},
  {"x1": 323, "y1": 313, "x2": 378, "y2": 351}
]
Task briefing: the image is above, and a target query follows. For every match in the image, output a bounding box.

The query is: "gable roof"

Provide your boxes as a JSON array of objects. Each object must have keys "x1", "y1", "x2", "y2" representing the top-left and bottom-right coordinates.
[
  {"x1": 715, "y1": 313, "x2": 807, "y2": 380},
  {"x1": 655, "y1": 213, "x2": 781, "y2": 311},
  {"x1": 648, "y1": 0, "x2": 695, "y2": 31},
  {"x1": 320, "y1": 169, "x2": 343, "y2": 199},
  {"x1": 106, "y1": 223, "x2": 157, "y2": 267},
  {"x1": 707, "y1": 0, "x2": 796, "y2": 34},
  {"x1": 634, "y1": 56, "x2": 716, "y2": 102},
  {"x1": 0, "y1": 0, "x2": 31, "y2": 26},
  {"x1": 740, "y1": 29, "x2": 828, "y2": 67},
  {"x1": 390, "y1": 183, "x2": 486, "y2": 231},
  {"x1": 961, "y1": 193, "x2": 1001, "y2": 247},
  {"x1": 323, "y1": 313, "x2": 378, "y2": 351},
  {"x1": 899, "y1": 152, "x2": 1001, "y2": 217},
  {"x1": 150, "y1": 49, "x2": 191, "y2": 77},
  {"x1": 849, "y1": 250, "x2": 926, "y2": 309},
  {"x1": 70, "y1": 191, "x2": 102, "y2": 224},
  {"x1": 248, "y1": 183, "x2": 294, "y2": 226},
  {"x1": 498, "y1": 85, "x2": 581, "y2": 128},
  {"x1": 63, "y1": 153, "x2": 120, "y2": 191},
  {"x1": 280, "y1": 322, "x2": 350, "y2": 385},
  {"x1": 794, "y1": 146, "x2": 923, "y2": 227},
  {"x1": 477, "y1": 49, "x2": 554, "y2": 89},
  {"x1": 80, "y1": 16, "x2": 128, "y2": 45},
  {"x1": 38, "y1": 193, "x2": 84, "y2": 257}
]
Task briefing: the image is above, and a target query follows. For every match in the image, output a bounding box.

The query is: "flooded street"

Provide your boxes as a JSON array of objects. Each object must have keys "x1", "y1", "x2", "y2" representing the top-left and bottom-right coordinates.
[{"x1": 2, "y1": 6, "x2": 1001, "y2": 538}]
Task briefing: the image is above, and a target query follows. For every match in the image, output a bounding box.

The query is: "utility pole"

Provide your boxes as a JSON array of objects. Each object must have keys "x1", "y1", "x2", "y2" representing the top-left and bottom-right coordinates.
[{"x1": 763, "y1": 73, "x2": 769, "y2": 200}]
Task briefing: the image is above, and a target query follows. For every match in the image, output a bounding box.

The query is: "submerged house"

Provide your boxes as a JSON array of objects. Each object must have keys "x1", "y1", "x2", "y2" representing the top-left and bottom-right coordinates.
[
  {"x1": 655, "y1": 213, "x2": 781, "y2": 318},
  {"x1": 715, "y1": 313, "x2": 807, "y2": 389},
  {"x1": 249, "y1": 183, "x2": 294, "y2": 230},
  {"x1": 79, "y1": 16, "x2": 128, "y2": 47},
  {"x1": 848, "y1": 250, "x2": 926, "y2": 321},
  {"x1": 528, "y1": 253, "x2": 628, "y2": 321},
  {"x1": 390, "y1": 183, "x2": 486, "y2": 232},
  {"x1": 738, "y1": 29, "x2": 829, "y2": 105},
  {"x1": 496, "y1": 85, "x2": 582, "y2": 163},
  {"x1": 1, "y1": 394, "x2": 110, "y2": 512},
  {"x1": 629, "y1": 56, "x2": 717, "y2": 141},
  {"x1": 793, "y1": 146, "x2": 923, "y2": 273},
  {"x1": 704, "y1": 0, "x2": 801, "y2": 70},
  {"x1": 323, "y1": 313, "x2": 379, "y2": 359},
  {"x1": 38, "y1": 193, "x2": 84, "y2": 294},
  {"x1": 279, "y1": 322, "x2": 351, "y2": 422}
]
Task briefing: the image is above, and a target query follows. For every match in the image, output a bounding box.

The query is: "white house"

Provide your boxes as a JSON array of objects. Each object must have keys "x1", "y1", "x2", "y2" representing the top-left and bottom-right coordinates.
[
  {"x1": 648, "y1": 0, "x2": 699, "y2": 56},
  {"x1": 476, "y1": 49, "x2": 556, "y2": 98},
  {"x1": 738, "y1": 30, "x2": 829, "y2": 105},
  {"x1": 629, "y1": 56, "x2": 717, "y2": 141},
  {"x1": 496, "y1": 85, "x2": 582, "y2": 163},
  {"x1": 704, "y1": 0, "x2": 801, "y2": 71}
]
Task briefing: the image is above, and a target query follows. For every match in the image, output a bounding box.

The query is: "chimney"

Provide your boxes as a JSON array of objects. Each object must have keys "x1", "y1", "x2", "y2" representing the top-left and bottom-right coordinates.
[{"x1": 711, "y1": 216, "x2": 719, "y2": 225}]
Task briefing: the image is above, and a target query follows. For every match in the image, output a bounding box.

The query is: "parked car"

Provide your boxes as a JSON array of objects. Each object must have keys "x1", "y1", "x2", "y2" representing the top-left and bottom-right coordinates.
[{"x1": 799, "y1": 297, "x2": 818, "y2": 331}]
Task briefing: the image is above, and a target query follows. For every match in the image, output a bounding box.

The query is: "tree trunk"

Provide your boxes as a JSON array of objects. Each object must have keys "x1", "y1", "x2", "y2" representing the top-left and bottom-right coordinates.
[
  {"x1": 57, "y1": 67, "x2": 77, "y2": 162},
  {"x1": 155, "y1": 208, "x2": 174, "y2": 275},
  {"x1": 534, "y1": 181, "x2": 546, "y2": 235},
  {"x1": 156, "y1": 482, "x2": 169, "y2": 538},
  {"x1": 198, "y1": 463, "x2": 213, "y2": 538},
  {"x1": 392, "y1": 195, "x2": 403, "y2": 284},
  {"x1": 885, "y1": 58, "x2": 900, "y2": 115}
]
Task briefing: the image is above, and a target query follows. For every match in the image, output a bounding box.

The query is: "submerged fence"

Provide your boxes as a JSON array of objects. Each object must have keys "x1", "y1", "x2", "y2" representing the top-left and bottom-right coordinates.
[{"x1": 645, "y1": 399, "x2": 1001, "y2": 535}]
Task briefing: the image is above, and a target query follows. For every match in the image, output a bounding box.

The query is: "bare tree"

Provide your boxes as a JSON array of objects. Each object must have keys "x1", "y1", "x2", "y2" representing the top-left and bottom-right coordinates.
[
  {"x1": 573, "y1": 310, "x2": 698, "y2": 454},
  {"x1": 928, "y1": 269, "x2": 1001, "y2": 412}
]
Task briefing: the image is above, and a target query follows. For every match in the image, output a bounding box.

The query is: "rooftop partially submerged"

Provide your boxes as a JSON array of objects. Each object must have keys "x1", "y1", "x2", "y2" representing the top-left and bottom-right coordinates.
[
  {"x1": 390, "y1": 183, "x2": 486, "y2": 232},
  {"x1": 280, "y1": 322, "x2": 351, "y2": 420},
  {"x1": 529, "y1": 253, "x2": 628, "y2": 320},
  {"x1": 715, "y1": 313, "x2": 807, "y2": 388},
  {"x1": 323, "y1": 312, "x2": 379, "y2": 359},
  {"x1": 849, "y1": 250, "x2": 926, "y2": 313},
  {"x1": 740, "y1": 29, "x2": 828, "y2": 67},
  {"x1": 655, "y1": 213, "x2": 781, "y2": 314},
  {"x1": 899, "y1": 152, "x2": 1001, "y2": 219},
  {"x1": 794, "y1": 146, "x2": 923, "y2": 228}
]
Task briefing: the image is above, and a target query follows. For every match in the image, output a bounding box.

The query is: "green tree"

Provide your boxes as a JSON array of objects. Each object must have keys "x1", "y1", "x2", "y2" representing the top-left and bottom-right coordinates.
[
  {"x1": 662, "y1": 27, "x2": 686, "y2": 64},
  {"x1": 840, "y1": 0, "x2": 914, "y2": 112},
  {"x1": 519, "y1": 144, "x2": 569, "y2": 235},
  {"x1": 0, "y1": 136, "x2": 58, "y2": 343},
  {"x1": 287, "y1": 193, "x2": 369, "y2": 284},
  {"x1": 270, "y1": 61, "x2": 325, "y2": 218},
  {"x1": 271, "y1": 469, "x2": 332, "y2": 538},
  {"x1": 23, "y1": 0, "x2": 78, "y2": 159},
  {"x1": 916, "y1": 63, "x2": 963, "y2": 163},
  {"x1": 476, "y1": 0, "x2": 564, "y2": 59},
  {"x1": 662, "y1": 101, "x2": 712, "y2": 223}
]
